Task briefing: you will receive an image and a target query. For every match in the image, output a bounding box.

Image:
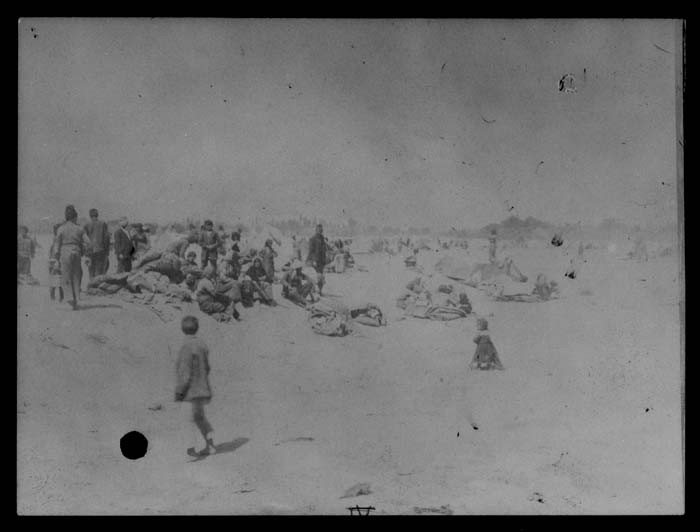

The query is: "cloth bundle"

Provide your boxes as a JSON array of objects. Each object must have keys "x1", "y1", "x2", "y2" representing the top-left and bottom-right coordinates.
[{"x1": 308, "y1": 301, "x2": 353, "y2": 337}]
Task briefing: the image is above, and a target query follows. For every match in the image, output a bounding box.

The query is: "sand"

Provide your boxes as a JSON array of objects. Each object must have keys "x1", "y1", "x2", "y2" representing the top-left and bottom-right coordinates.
[{"x1": 17, "y1": 236, "x2": 683, "y2": 514}]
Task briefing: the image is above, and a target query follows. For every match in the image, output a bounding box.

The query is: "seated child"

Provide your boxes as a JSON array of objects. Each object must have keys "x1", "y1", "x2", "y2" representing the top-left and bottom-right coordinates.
[{"x1": 470, "y1": 318, "x2": 505, "y2": 370}]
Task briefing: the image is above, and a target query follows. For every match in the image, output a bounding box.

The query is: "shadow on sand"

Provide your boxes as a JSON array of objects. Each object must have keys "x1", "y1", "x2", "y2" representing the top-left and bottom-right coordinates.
[
  {"x1": 187, "y1": 437, "x2": 250, "y2": 462},
  {"x1": 74, "y1": 303, "x2": 124, "y2": 310}
]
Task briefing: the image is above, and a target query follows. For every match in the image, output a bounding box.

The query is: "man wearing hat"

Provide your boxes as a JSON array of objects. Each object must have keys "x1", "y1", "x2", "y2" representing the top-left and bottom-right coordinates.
[
  {"x1": 84, "y1": 208, "x2": 111, "y2": 279},
  {"x1": 199, "y1": 220, "x2": 221, "y2": 272},
  {"x1": 281, "y1": 260, "x2": 315, "y2": 307},
  {"x1": 307, "y1": 224, "x2": 327, "y2": 296},
  {"x1": 114, "y1": 217, "x2": 135, "y2": 273}
]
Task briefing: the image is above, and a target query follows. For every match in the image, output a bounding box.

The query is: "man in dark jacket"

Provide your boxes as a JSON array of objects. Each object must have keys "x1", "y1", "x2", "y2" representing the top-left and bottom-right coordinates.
[
  {"x1": 84, "y1": 208, "x2": 111, "y2": 278},
  {"x1": 114, "y1": 217, "x2": 135, "y2": 273},
  {"x1": 259, "y1": 238, "x2": 277, "y2": 283},
  {"x1": 199, "y1": 220, "x2": 221, "y2": 272},
  {"x1": 307, "y1": 224, "x2": 327, "y2": 296}
]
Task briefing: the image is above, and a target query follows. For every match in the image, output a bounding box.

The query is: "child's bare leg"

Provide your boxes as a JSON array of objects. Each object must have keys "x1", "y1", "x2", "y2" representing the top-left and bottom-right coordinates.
[
  {"x1": 182, "y1": 401, "x2": 200, "y2": 453},
  {"x1": 192, "y1": 399, "x2": 215, "y2": 454}
]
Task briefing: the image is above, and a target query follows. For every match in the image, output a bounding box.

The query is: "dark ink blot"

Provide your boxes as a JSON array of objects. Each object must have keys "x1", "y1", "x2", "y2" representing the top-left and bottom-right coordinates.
[
  {"x1": 472, "y1": 425, "x2": 479, "y2": 430},
  {"x1": 120, "y1": 431, "x2": 148, "y2": 460}
]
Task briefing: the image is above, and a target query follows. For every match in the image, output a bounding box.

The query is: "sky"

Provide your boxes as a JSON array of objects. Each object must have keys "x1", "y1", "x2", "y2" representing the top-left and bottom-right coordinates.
[{"x1": 18, "y1": 18, "x2": 682, "y2": 230}]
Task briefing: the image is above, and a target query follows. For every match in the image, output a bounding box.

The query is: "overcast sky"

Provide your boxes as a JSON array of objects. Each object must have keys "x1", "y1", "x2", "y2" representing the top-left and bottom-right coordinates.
[{"x1": 18, "y1": 18, "x2": 681, "y2": 229}]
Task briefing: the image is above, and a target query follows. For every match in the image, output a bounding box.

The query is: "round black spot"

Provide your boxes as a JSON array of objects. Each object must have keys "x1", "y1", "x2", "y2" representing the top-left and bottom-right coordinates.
[{"x1": 120, "y1": 431, "x2": 148, "y2": 460}]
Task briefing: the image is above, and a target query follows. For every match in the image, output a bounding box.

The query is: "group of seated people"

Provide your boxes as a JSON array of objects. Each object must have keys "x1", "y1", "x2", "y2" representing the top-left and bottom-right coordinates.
[{"x1": 169, "y1": 232, "x2": 323, "y2": 320}]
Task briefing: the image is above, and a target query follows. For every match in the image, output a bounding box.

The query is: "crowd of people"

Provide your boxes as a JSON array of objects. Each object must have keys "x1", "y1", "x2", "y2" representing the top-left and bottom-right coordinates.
[
  {"x1": 19, "y1": 204, "x2": 351, "y2": 317},
  {"x1": 19, "y1": 205, "x2": 552, "y2": 457}
]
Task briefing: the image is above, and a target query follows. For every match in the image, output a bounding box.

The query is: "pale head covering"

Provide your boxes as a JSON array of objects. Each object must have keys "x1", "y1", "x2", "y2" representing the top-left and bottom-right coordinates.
[{"x1": 203, "y1": 264, "x2": 216, "y2": 278}]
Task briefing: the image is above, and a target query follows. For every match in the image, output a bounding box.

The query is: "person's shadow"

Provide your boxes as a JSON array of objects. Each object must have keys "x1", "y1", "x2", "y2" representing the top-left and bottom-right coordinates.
[{"x1": 187, "y1": 437, "x2": 250, "y2": 462}]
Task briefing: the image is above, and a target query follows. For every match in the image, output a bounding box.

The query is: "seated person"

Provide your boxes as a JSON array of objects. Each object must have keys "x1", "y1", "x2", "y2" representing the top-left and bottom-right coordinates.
[
  {"x1": 280, "y1": 260, "x2": 316, "y2": 307},
  {"x1": 194, "y1": 265, "x2": 240, "y2": 320},
  {"x1": 242, "y1": 257, "x2": 277, "y2": 306},
  {"x1": 181, "y1": 251, "x2": 203, "y2": 290}
]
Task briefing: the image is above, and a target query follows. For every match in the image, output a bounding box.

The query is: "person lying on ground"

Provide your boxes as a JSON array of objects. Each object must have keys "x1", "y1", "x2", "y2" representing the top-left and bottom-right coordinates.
[
  {"x1": 281, "y1": 259, "x2": 316, "y2": 308},
  {"x1": 166, "y1": 231, "x2": 199, "y2": 259}
]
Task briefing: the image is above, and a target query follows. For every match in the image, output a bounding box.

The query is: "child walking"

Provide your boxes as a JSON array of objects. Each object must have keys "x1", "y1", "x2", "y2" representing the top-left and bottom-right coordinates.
[
  {"x1": 470, "y1": 318, "x2": 505, "y2": 370},
  {"x1": 49, "y1": 223, "x2": 64, "y2": 302},
  {"x1": 174, "y1": 315, "x2": 217, "y2": 457}
]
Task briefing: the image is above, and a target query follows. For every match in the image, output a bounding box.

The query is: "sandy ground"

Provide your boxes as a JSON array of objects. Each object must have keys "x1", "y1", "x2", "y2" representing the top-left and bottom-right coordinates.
[{"x1": 17, "y1": 237, "x2": 683, "y2": 514}]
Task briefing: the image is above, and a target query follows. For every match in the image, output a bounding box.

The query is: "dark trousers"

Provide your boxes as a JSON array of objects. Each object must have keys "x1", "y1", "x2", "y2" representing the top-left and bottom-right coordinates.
[
  {"x1": 17, "y1": 256, "x2": 31, "y2": 276},
  {"x1": 50, "y1": 287, "x2": 64, "y2": 301},
  {"x1": 60, "y1": 251, "x2": 82, "y2": 304},
  {"x1": 89, "y1": 250, "x2": 109, "y2": 278},
  {"x1": 201, "y1": 251, "x2": 217, "y2": 271},
  {"x1": 117, "y1": 257, "x2": 132, "y2": 273}
]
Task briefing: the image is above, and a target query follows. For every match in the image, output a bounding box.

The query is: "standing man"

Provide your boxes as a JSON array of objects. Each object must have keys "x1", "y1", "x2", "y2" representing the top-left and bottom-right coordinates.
[
  {"x1": 199, "y1": 220, "x2": 221, "y2": 272},
  {"x1": 488, "y1": 229, "x2": 498, "y2": 264},
  {"x1": 54, "y1": 205, "x2": 91, "y2": 309},
  {"x1": 17, "y1": 225, "x2": 36, "y2": 280},
  {"x1": 131, "y1": 223, "x2": 150, "y2": 261},
  {"x1": 307, "y1": 224, "x2": 328, "y2": 296},
  {"x1": 84, "y1": 208, "x2": 111, "y2": 279},
  {"x1": 114, "y1": 217, "x2": 135, "y2": 273}
]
